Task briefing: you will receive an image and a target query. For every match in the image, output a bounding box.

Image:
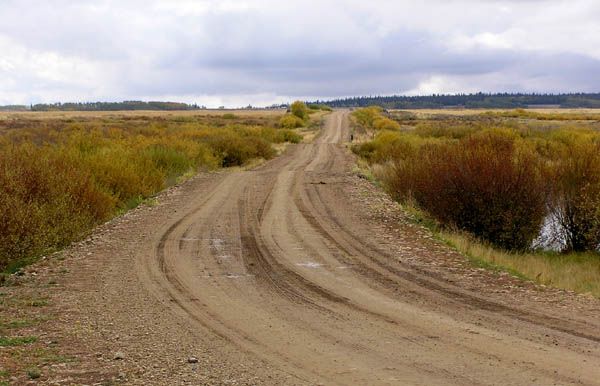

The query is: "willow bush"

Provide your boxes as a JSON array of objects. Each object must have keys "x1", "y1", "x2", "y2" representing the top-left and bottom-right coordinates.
[
  {"x1": 0, "y1": 114, "x2": 299, "y2": 272},
  {"x1": 352, "y1": 107, "x2": 600, "y2": 253}
]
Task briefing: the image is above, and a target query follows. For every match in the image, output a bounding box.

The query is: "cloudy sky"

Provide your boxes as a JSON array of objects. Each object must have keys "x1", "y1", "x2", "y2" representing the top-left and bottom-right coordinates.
[{"x1": 1, "y1": 0, "x2": 598, "y2": 107}]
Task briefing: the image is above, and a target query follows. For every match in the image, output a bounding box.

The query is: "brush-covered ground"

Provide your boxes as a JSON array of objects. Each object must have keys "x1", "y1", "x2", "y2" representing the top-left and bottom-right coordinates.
[{"x1": 351, "y1": 107, "x2": 600, "y2": 297}]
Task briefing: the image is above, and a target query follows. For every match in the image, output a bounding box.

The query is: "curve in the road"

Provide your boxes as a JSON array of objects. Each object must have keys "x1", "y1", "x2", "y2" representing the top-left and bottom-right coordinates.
[{"x1": 137, "y1": 111, "x2": 600, "y2": 385}]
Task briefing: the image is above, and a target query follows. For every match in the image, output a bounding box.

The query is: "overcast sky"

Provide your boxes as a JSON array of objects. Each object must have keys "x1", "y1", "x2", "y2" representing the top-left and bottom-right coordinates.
[{"x1": 1, "y1": 0, "x2": 598, "y2": 107}]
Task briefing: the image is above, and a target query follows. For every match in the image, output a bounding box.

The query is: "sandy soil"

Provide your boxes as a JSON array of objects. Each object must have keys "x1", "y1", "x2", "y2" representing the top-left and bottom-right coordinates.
[{"x1": 5, "y1": 111, "x2": 600, "y2": 385}]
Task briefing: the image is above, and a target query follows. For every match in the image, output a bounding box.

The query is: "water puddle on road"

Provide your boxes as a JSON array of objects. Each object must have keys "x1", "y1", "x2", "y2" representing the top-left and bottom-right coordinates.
[
  {"x1": 201, "y1": 273, "x2": 255, "y2": 279},
  {"x1": 296, "y1": 262, "x2": 323, "y2": 268}
]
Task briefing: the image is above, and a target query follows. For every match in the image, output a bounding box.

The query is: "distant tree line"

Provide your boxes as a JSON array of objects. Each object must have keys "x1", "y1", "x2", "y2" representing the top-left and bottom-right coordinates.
[
  {"x1": 0, "y1": 105, "x2": 29, "y2": 111},
  {"x1": 29, "y1": 101, "x2": 202, "y2": 111},
  {"x1": 314, "y1": 93, "x2": 600, "y2": 109}
]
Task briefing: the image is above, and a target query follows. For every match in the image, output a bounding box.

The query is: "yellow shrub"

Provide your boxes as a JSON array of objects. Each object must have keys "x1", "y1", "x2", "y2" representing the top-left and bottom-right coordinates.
[
  {"x1": 0, "y1": 114, "x2": 301, "y2": 271},
  {"x1": 280, "y1": 114, "x2": 305, "y2": 129},
  {"x1": 373, "y1": 117, "x2": 400, "y2": 131}
]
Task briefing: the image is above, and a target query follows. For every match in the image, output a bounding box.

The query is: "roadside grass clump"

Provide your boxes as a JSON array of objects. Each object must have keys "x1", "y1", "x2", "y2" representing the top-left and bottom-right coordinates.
[
  {"x1": 444, "y1": 232, "x2": 600, "y2": 296},
  {"x1": 0, "y1": 336, "x2": 37, "y2": 347},
  {"x1": 351, "y1": 131, "x2": 410, "y2": 163},
  {"x1": 373, "y1": 117, "x2": 401, "y2": 131},
  {"x1": 278, "y1": 129, "x2": 302, "y2": 144},
  {"x1": 199, "y1": 127, "x2": 275, "y2": 167},
  {"x1": 351, "y1": 107, "x2": 401, "y2": 132},
  {"x1": 0, "y1": 113, "x2": 300, "y2": 272},
  {"x1": 26, "y1": 367, "x2": 41, "y2": 380}
]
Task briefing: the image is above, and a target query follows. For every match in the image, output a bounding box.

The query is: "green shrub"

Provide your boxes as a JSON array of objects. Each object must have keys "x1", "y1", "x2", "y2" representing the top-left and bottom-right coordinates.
[
  {"x1": 279, "y1": 114, "x2": 305, "y2": 129},
  {"x1": 352, "y1": 106, "x2": 382, "y2": 129},
  {"x1": 26, "y1": 368, "x2": 41, "y2": 380},
  {"x1": 373, "y1": 117, "x2": 400, "y2": 131},
  {"x1": 307, "y1": 104, "x2": 332, "y2": 112},
  {"x1": 290, "y1": 101, "x2": 309, "y2": 121},
  {"x1": 278, "y1": 129, "x2": 302, "y2": 143}
]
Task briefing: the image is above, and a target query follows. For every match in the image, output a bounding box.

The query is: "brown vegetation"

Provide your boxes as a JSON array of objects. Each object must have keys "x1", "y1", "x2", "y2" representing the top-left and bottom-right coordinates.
[
  {"x1": 352, "y1": 107, "x2": 600, "y2": 295},
  {"x1": 0, "y1": 111, "x2": 300, "y2": 273}
]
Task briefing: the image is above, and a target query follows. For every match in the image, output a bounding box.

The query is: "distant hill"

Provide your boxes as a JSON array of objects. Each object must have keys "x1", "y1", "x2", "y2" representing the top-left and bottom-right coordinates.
[
  {"x1": 314, "y1": 93, "x2": 600, "y2": 109},
  {"x1": 30, "y1": 101, "x2": 201, "y2": 111}
]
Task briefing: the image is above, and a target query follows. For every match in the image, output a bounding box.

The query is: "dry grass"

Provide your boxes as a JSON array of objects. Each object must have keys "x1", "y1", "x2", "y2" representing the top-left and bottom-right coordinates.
[
  {"x1": 443, "y1": 231, "x2": 600, "y2": 297},
  {"x1": 0, "y1": 108, "x2": 286, "y2": 121},
  {"x1": 394, "y1": 108, "x2": 600, "y2": 118},
  {"x1": 0, "y1": 111, "x2": 301, "y2": 273},
  {"x1": 398, "y1": 199, "x2": 600, "y2": 298}
]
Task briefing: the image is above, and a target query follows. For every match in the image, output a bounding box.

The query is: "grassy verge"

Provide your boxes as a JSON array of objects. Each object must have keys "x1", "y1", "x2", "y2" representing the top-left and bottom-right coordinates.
[{"x1": 444, "y1": 232, "x2": 600, "y2": 296}]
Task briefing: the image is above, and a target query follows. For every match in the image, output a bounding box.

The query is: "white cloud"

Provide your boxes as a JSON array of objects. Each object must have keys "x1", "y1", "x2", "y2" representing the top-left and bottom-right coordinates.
[{"x1": 0, "y1": 0, "x2": 599, "y2": 106}]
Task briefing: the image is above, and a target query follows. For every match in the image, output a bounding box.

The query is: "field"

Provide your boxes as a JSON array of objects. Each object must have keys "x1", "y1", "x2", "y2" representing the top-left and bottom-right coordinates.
[
  {"x1": 395, "y1": 108, "x2": 600, "y2": 116},
  {"x1": 352, "y1": 107, "x2": 600, "y2": 296},
  {"x1": 0, "y1": 108, "x2": 319, "y2": 276},
  {"x1": 0, "y1": 108, "x2": 286, "y2": 120}
]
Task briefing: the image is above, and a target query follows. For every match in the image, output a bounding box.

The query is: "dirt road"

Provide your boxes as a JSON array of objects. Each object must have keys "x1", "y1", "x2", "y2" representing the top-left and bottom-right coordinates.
[{"x1": 19, "y1": 111, "x2": 600, "y2": 385}]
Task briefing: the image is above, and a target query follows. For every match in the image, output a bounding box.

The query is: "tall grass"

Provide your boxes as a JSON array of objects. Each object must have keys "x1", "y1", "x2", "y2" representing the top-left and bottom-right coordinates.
[
  {"x1": 444, "y1": 231, "x2": 600, "y2": 297},
  {"x1": 0, "y1": 114, "x2": 300, "y2": 273},
  {"x1": 484, "y1": 108, "x2": 600, "y2": 121}
]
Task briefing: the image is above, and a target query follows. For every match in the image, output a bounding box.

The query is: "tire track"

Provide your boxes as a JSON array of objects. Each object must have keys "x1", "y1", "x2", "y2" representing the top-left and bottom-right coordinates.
[{"x1": 135, "y1": 111, "x2": 600, "y2": 385}]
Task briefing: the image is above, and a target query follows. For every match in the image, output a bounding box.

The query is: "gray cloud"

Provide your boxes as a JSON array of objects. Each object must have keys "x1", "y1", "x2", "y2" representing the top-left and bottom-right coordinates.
[{"x1": 0, "y1": 0, "x2": 599, "y2": 106}]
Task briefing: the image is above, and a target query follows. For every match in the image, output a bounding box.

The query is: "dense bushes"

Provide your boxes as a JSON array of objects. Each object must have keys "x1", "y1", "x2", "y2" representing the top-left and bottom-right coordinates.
[
  {"x1": 352, "y1": 106, "x2": 382, "y2": 129},
  {"x1": 0, "y1": 144, "x2": 114, "y2": 271},
  {"x1": 279, "y1": 114, "x2": 305, "y2": 129},
  {"x1": 280, "y1": 101, "x2": 313, "y2": 129},
  {"x1": 352, "y1": 106, "x2": 400, "y2": 131},
  {"x1": 290, "y1": 101, "x2": 309, "y2": 121},
  {"x1": 547, "y1": 135, "x2": 600, "y2": 251},
  {"x1": 308, "y1": 103, "x2": 332, "y2": 112},
  {"x1": 352, "y1": 131, "x2": 424, "y2": 164},
  {"x1": 388, "y1": 131, "x2": 546, "y2": 250},
  {"x1": 0, "y1": 114, "x2": 300, "y2": 271},
  {"x1": 353, "y1": 107, "x2": 600, "y2": 253}
]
